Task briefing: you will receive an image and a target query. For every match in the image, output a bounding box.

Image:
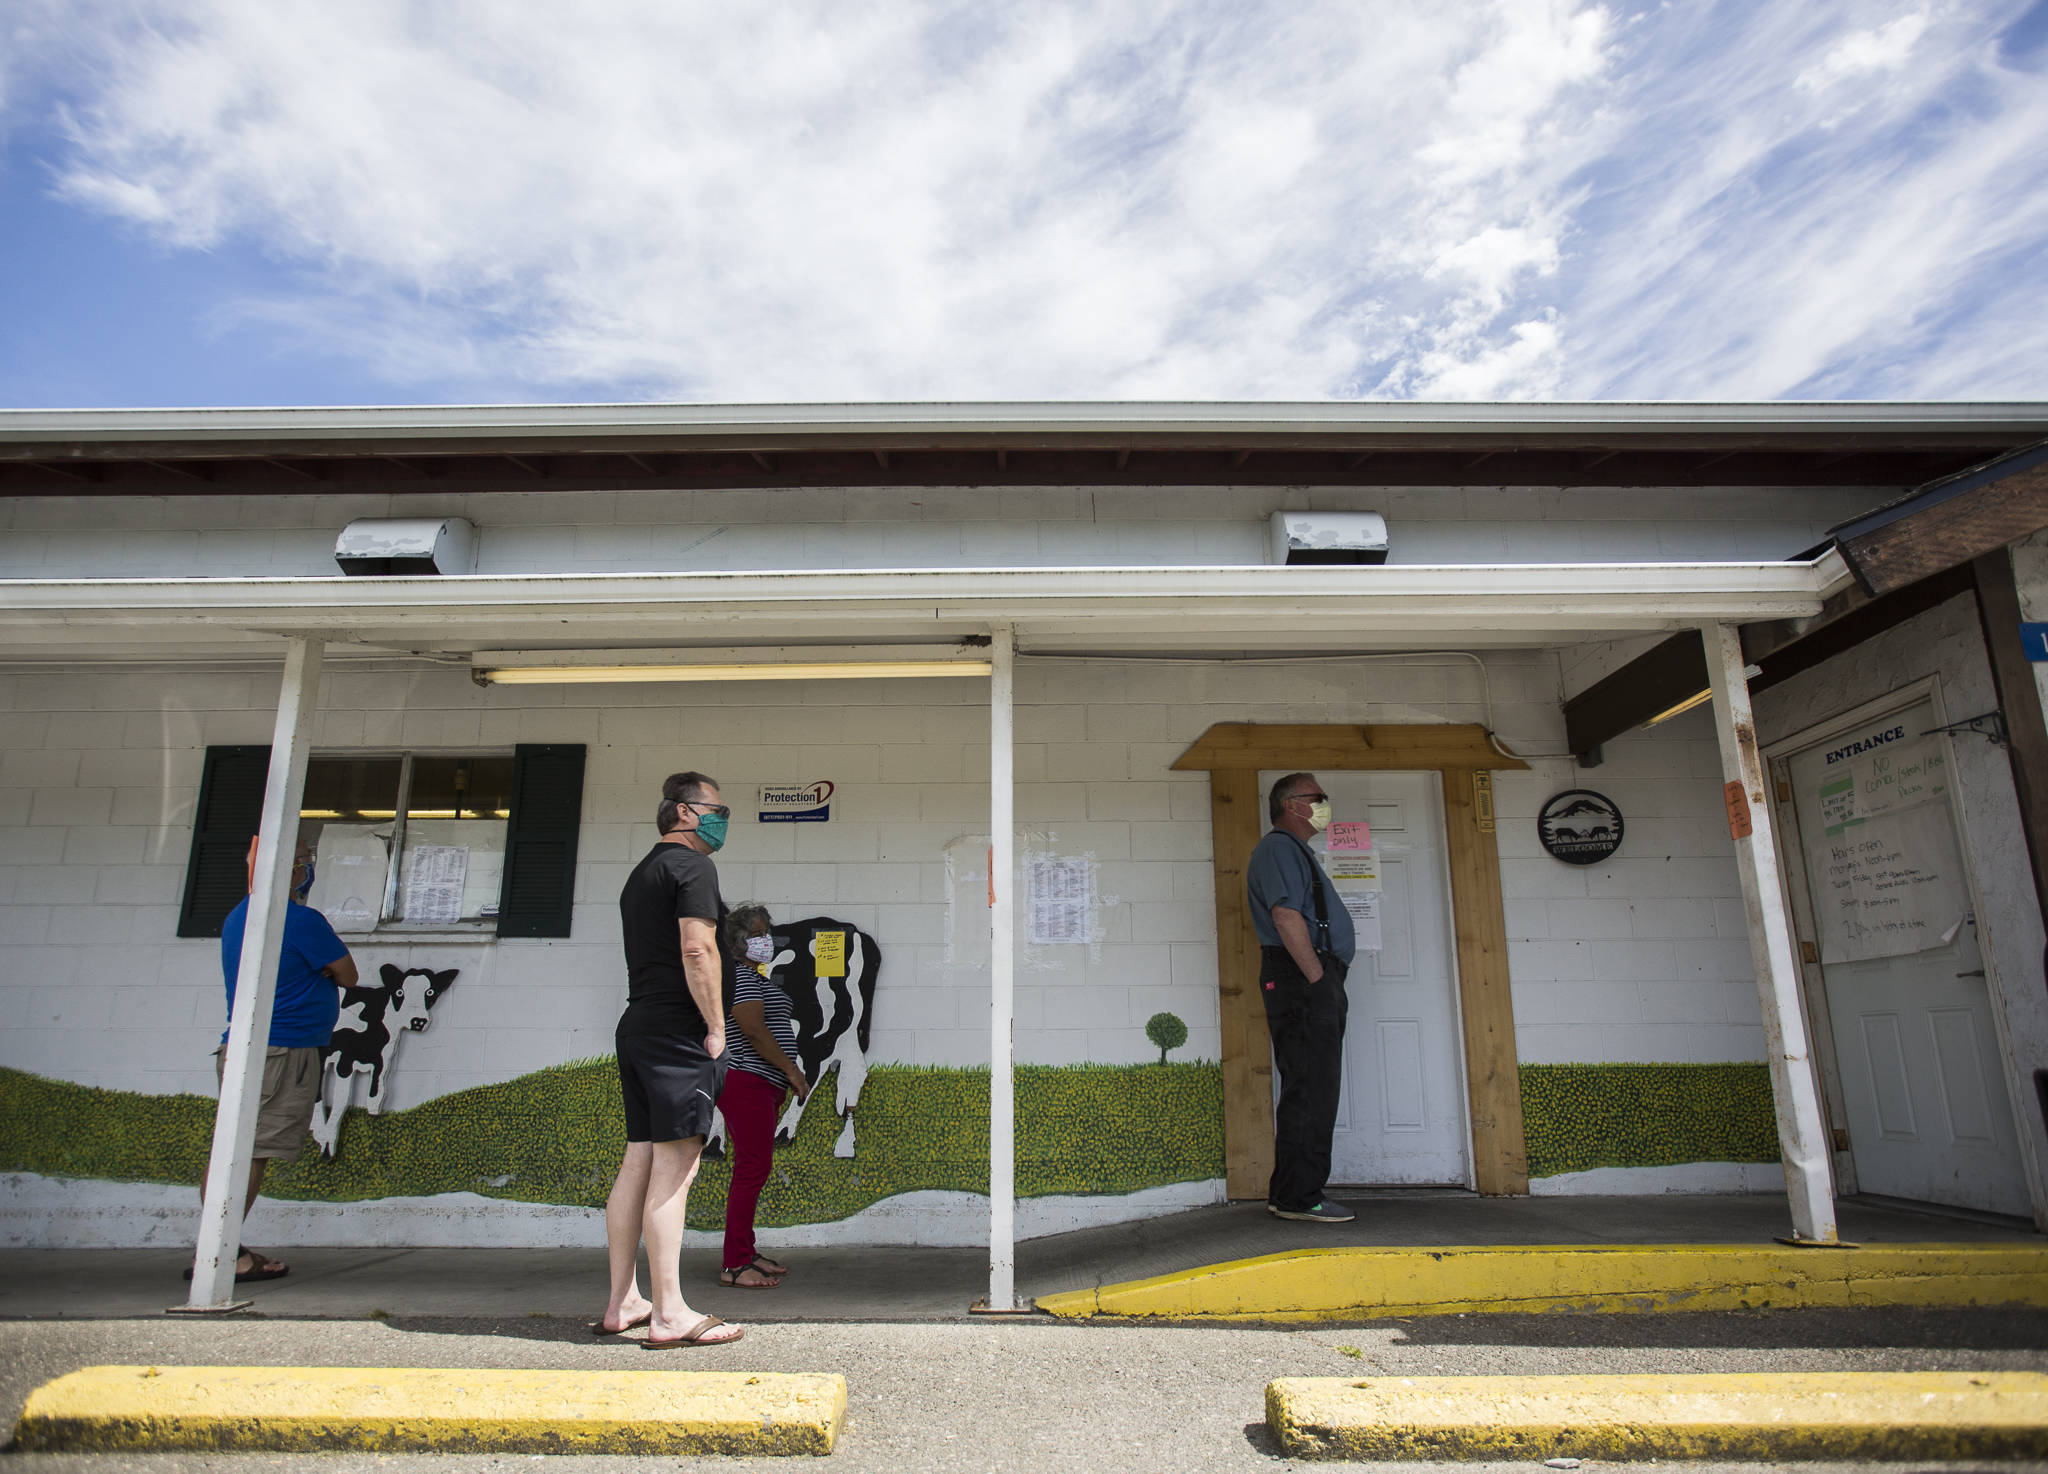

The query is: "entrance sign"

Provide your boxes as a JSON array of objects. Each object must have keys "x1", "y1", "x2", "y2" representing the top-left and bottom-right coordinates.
[
  {"x1": 1537, "y1": 790, "x2": 1623, "y2": 864},
  {"x1": 1806, "y1": 728, "x2": 1964, "y2": 963}
]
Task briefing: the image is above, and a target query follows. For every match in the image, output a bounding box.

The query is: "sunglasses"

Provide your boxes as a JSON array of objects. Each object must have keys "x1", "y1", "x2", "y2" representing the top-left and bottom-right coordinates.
[{"x1": 685, "y1": 801, "x2": 732, "y2": 820}]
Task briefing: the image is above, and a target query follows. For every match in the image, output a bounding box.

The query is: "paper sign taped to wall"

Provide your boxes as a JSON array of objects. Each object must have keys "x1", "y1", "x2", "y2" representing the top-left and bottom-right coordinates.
[
  {"x1": 1028, "y1": 857, "x2": 1094, "y2": 944},
  {"x1": 813, "y1": 930, "x2": 847, "y2": 977},
  {"x1": 1326, "y1": 851, "x2": 1380, "y2": 890},
  {"x1": 1342, "y1": 890, "x2": 1383, "y2": 952},
  {"x1": 1326, "y1": 821, "x2": 1372, "y2": 852}
]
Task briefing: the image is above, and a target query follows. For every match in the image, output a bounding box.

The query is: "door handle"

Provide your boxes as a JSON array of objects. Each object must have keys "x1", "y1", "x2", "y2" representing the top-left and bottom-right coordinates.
[{"x1": 1956, "y1": 969, "x2": 1986, "y2": 978}]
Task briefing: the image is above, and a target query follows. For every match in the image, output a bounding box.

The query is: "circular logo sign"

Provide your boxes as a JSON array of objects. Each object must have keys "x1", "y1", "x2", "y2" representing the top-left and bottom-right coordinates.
[{"x1": 1538, "y1": 789, "x2": 1624, "y2": 865}]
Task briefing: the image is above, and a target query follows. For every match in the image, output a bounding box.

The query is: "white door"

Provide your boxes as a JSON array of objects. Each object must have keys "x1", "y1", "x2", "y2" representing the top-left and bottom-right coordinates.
[
  {"x1": 1261, "y1": 770, "x2": 1469, "y2": 1186},
  {"x1": 1782, "y1": 701, "x2": 2029, "y2": 1216}
]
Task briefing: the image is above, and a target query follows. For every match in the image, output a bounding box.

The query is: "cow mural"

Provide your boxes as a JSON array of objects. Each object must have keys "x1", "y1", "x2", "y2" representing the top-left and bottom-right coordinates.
[
  {"x1": 308, "y1": 963, "x2": 458, "y2": 1158},
  {"x1": 708, "y1": 915, "x2": 880, "y2": 1161}
]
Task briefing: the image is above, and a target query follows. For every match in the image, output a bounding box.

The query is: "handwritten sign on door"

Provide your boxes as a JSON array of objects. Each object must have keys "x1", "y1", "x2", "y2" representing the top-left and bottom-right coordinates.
[{"x1": 1809, "y1": 731, "x2": 1965, "y2": 962}]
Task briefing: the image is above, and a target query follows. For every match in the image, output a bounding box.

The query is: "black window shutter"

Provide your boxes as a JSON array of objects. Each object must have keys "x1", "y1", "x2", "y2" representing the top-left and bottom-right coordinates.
[
  {"x1": 177, "y1": 745, "x2": 271, "y2": 938},
  {"x1": 496, "y1": 744, "x2": 586, "y2": 938}
]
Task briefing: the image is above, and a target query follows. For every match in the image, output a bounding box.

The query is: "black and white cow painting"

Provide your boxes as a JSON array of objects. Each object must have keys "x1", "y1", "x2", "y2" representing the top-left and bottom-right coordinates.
[
  {"x1": 709, "y1": 916, "x2": 879, "y2": 1160},
  {"x1": 308, "y1": 963, "x2": 458, "y2": 1158}
]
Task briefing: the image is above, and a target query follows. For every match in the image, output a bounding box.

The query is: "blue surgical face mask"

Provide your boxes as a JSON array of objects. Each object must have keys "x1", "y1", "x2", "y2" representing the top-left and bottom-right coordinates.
[
  {"x1": 694, "y1": 810, "x2": 728, "y2": 853},
  {"x1": 293, "y1": 861, "x2": 315, "y2": 899}
]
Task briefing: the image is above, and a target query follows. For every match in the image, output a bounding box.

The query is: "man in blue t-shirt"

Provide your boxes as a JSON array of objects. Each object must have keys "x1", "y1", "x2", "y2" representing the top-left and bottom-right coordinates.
[
  {"x1": 196, "y1": 842, "x2": 356, "y2": 1283},
  {"x1": 1245, "y1": 772, "x2": 1357, "y2": 1225}
]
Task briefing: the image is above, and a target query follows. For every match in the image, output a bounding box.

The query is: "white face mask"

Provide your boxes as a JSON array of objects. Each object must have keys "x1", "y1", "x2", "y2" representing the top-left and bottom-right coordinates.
[{"x1": 743, "y1": 934, "x2": 775, "y2": 965}]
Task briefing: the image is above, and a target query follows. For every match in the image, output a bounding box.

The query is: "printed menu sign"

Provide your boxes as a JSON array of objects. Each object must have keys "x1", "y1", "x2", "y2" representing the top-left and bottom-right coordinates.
[
  {"x1": 403, "y1": 845, "x2": 468, "y2": 925},
  {"x1": 1028, "y1": 858, "x2": 1094, "y2": 945}
]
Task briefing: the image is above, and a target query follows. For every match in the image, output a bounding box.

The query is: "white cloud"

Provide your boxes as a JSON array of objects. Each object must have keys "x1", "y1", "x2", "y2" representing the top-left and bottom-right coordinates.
[
  {"x1": 1416, "y1": 315, "x2": 1565, "y2": 400},
  {"x1": 1798, "y1": 11, "x2": 1931, "y2": 90},
  {"x1": 4, "y1": 0, "x2": 2046, "y2": 402}
]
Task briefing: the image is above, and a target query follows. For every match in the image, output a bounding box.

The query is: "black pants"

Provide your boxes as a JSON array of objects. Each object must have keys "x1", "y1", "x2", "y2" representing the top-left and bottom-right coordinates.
[{"x1": 1260, "y1": 945, "x2": 1349, "y2": 1211}]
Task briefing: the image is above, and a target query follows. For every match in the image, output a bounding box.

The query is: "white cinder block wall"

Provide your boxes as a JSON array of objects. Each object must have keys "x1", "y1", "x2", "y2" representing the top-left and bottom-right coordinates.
[
  {"x1": 3, "y1": 478, "x2": 1878, "y2": 1112},
  {"x1": 0, "y1": 651, "x2": 1766, "y2": 1108},
  {"x1": 1497, "y1": 707, "x2": 1766, "y2": 1067}
]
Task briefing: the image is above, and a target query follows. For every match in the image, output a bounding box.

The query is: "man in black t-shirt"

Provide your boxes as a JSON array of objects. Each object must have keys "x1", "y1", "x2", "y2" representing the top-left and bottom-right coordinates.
[{"x1": 594, "y1": 770, "x2": 745, "y2": 1348}]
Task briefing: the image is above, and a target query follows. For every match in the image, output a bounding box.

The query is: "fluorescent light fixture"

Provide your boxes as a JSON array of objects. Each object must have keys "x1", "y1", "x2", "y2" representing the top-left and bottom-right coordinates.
[
  {"x1": 1644, "y1": 663, "x2": 1760, "y2": 727},
  {"x1": 470, "y1": 644, "x2": 994, "y2": 686},
  {"x1": 1645, "y1": 688, "x2": 1712, "y2": 726},
  {"x1": 479, "y1": 660, "x2": 991, "y2": 685}
]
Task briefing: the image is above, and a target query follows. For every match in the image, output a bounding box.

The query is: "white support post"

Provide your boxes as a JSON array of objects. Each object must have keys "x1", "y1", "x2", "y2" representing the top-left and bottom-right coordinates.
[
  {"x1": 1700, "y1": 621, "x2": 1838, "y2": 1245},
  {"x1": 184, "y1": 637, "x2": 324, "y2": 1308},
  {"x1": 987, "y1": 623, "x2": 1019, "y2": 1310}
]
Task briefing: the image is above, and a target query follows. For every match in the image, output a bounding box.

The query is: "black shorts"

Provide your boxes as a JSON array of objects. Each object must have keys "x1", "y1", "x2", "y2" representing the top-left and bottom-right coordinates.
[{"x1": 615, "y1": 1032, "x2": 726, "y2": 1144}]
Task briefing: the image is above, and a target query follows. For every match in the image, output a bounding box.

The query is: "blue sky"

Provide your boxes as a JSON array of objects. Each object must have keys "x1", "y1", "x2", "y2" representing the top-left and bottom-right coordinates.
[{"x1": 2, "y1": 0, "x2": 2045, "y2": 408}]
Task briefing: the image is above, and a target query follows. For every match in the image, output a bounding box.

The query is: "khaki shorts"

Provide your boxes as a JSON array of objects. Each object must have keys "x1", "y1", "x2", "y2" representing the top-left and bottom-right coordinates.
[{"x1": 214, "y1": 1045, "x2": 324, "y2": 1162}]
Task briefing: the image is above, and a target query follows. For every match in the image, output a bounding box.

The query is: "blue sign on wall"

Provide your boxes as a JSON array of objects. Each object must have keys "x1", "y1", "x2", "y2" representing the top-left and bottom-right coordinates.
[{"x1": 2023, "y1": 623, "x2": 2048, "y2": 662}]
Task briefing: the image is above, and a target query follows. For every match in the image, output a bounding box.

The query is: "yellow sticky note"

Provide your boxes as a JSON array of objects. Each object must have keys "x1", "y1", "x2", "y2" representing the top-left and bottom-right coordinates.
[{"x1": 812, "y1": 931, "x2": 847, "y2": 977}]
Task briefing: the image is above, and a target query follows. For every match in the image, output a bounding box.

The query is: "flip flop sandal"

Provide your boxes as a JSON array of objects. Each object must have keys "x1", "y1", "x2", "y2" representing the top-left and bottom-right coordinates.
[
  {"x1": 719, "y1": 1263, "x2": 781, "y2": 1288},
  {"x1": 644, "y1": 1314, "x2": 744, "y2": 1349},
  {"x1": 181, "y1": 1251, "x2": 289, "y2": 1284},
  {"x1": 588, "y1": 1310, "x2": 654, "y2": 1337},
  {"x1": 746, "y1": 1252, "x2": 790, "y2": 1277}
]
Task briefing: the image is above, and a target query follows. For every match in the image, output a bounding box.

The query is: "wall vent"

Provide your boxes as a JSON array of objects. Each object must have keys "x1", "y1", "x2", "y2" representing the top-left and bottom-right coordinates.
[
  {"x1": 1269, "y1": 511, "x2": 1388, "y2": 566},
  {"x1": 334, "y1": 517, "x2": 476, "y2": 576}
]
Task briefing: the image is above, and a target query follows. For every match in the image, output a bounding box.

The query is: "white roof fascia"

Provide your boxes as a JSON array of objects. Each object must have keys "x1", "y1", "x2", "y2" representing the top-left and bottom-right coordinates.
[
  {"x1": 1, "y1": 401, "x2": 2045, "y2": 444},
  {"x1": 0, "y1": 562, "x2": 1831, "y2": 640}
]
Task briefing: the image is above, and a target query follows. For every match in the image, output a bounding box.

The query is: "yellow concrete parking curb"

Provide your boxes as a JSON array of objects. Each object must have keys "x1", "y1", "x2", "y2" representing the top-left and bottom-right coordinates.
[
  {"x1": 13, "y1": 1365, "x2": 846, "y2": 1456},
  {"x1": 1265, "y1": 1370, "x2": 2048, "y2": 1462},
  {"x1": 1036, "y1": 1242, "x2": 2048, "y2": 1321}
]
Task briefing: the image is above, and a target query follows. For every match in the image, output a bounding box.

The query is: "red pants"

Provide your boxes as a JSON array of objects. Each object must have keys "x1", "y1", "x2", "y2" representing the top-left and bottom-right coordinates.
[{"x1": 718, "y1": 1067, "x2": 785, "y2": 1271}]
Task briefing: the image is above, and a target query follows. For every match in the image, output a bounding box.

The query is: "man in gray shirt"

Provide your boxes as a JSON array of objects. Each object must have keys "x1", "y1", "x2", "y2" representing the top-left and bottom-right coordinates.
[{"x1": 1245, "y1": 771, "x2": 1357, "y2": 1223}]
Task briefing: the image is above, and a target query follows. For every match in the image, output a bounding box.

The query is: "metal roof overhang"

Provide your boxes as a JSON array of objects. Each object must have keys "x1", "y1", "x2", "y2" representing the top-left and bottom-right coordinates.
[
  {"x1": 4, "y1": 401, "x2": 2047, "y2": 495},
  {"x1": 0, "y1": 558, "x2": 1846, "y2": 664}
]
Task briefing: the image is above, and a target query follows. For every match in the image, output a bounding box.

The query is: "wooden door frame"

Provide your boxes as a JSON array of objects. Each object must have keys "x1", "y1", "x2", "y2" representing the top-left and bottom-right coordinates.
[{"x1": 1174, "y1": 723, "x2": 1531, "y2": 1198}]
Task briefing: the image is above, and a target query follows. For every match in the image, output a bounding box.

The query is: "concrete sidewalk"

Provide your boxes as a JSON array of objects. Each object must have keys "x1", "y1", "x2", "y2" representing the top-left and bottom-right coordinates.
[{"x1": 1, "y1": 1193, "x2": 2036, "y2": 1324}]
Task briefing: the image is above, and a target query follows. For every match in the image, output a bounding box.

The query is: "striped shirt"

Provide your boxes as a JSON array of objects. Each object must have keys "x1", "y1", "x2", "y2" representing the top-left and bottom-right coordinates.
[{"x1": 725, "y1": 963, "x2": 799, "y2": 1087}]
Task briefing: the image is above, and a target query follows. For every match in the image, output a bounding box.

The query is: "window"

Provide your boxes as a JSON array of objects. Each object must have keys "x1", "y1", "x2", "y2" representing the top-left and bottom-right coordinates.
[
  {"x1": 177, "y1": 743, "x2": 584, "y2": 939},
  {"x1": 301, "y1": 754, "x2": 516, "y2": 931}
]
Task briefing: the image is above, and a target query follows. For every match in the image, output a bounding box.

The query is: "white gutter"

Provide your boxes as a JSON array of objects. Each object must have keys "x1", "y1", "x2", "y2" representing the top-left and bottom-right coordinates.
[
  {"x1": 0, "y1": 562, "x2": 1836, "y2": 633},
  {"x1": 2, "y1": 401, "x2": 2046, "y2": 445}
]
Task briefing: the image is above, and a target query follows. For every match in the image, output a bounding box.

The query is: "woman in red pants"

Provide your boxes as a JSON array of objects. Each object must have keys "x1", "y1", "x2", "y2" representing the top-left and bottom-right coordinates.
[{"x1": 716, "y1": 903, "x2": 809, "y2": 1289}]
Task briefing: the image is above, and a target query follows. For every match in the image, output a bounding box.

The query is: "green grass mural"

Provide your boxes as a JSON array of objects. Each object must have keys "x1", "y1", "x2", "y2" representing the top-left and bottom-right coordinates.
[
  {"x1": 1520, "y1": 1063, "x2": 1780, "y2": 1178},
  {"x1": 0, "y1": 1061, "x2": 1223, "y2": 1229},
  {"x1": 0, "y1": 1058, "x2": 1780, "y2": 1219}
]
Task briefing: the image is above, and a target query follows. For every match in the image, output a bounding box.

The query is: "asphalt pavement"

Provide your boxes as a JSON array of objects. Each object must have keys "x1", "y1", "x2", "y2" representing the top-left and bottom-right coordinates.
[
  {"x1": 5, "y1": 1307, "x2": 2048, "y2": 1471},
  {"x1": 3, "y1": 1195, "x2": 2045, "y2": 1469}
]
